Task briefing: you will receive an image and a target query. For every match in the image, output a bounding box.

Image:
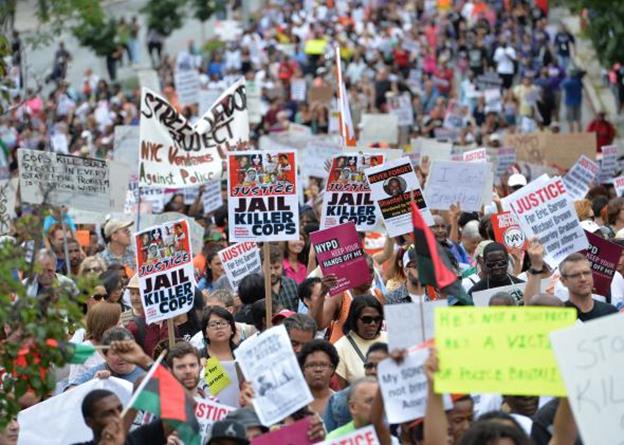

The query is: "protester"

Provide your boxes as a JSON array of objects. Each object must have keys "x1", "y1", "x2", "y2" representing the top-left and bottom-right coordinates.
[
  {"x1": 166, "y1": 341, "x2": 206, "y2": 398},
  {"x1": 298, "y1": 339, "x2": 339, "y2": 416},
  {"x1": 283, "y1": 313, "x2": 317, "y2": 353},
  {"x1": 99, "y1": 219, "x2": 135, "y2": 270},
  {"x1": 325, "y1": 377, "x2": 379, "y2": 439},
  {"x1": 200, "y1": 306, "x2": 237, "y2": 360},
  {"x1": 468, "y1": 242, "x2": 524, "y2": 296},
  {"x1": 262, "y1": 244, "x2": 300, "y2": 311}
]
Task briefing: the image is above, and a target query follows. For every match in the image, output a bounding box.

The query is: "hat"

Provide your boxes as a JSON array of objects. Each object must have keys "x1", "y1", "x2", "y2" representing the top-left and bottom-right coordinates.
[
  {"x1": 581, "y1": 220, "x2": 601, "y2": 234},
  {"x1": 402, "y1": 249, "x2": 417, "y2": 270},
  {"x1": 474, "y1": 240, "x2": 494, "y2": 259},
  {"x1": 126, "y1": 274, "x2": 140, "y2": 290},
  {"x1": 225, "y1": 408, "x2": 268, "y2": 432},
  {"x1": 489, "y1": 133, "x2": 501, "y2": 142},
  {"x1": 507, "y1": 173, "x2": 528, "y2": 188},
  {"x1": 271, "y1": 309, "x2": 296, "y2": 323},
  {"x1": 104, "y1": 219, "x2": 133, "y2": 238},
  {"x1": 208, "y1": 420, "x2": 249, "y2": 445}
]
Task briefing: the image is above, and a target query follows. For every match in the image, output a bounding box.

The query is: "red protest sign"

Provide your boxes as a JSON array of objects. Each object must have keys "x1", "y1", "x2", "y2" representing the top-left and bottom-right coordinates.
[
  {"x1": 584, "y1": 230, "x2": 623, "y2": 297},
  {"x1": 491, "y1": 211, "x2": 527, "y2": 251}
]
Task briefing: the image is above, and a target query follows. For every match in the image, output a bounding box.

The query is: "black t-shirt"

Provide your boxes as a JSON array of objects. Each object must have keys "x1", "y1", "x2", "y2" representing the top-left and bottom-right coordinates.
[
  {"x1": 73, "y1": 420, "x2": 165, "y2": 445},
  {"x1": 531, "y1": 399, "x2": 583, "y2": 445},
  {"x1": 564, "y1": 299, "x2": 618, "y2": 322},
  {"x1": 468, "y1": 275, "x2": 525, "y2": 296},
  {"x1": 554, "y1": 32, "x2": 575, "y2": 56}
]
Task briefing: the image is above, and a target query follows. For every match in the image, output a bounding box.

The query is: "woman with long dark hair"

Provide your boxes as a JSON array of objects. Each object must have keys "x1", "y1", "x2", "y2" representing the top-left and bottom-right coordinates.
[
  {"x1": 197, "y1": 246, "x2": 225, "y2": 291},
  {"x1": 200, "y1": 306, "x2": 237, "y2": 361}
]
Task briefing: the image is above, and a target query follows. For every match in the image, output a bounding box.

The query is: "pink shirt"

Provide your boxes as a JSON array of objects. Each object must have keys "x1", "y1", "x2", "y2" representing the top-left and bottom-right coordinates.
[{"x1": 283, "y1": 258, "x2": 307, "y2": 284}]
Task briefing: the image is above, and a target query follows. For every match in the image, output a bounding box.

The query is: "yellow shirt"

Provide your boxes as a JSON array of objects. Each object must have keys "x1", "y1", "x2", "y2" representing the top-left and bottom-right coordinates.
[{"x1": 334, "y1": 331, "x2": 388, "y2": 383}]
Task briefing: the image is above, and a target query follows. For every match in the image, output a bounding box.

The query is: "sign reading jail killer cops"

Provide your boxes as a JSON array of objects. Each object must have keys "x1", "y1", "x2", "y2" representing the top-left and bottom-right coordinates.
[
  {"x1": 218, "y1": 242, "x2": 262, "y2": 290},
  {"x1": 550, "y1": 313, "x2": 624, "y2": 445},
  {"x1": 424, "y1": 160, "x2": 491, "y2": 212},
  {"x1": 134, "y1": 219, "x2": 195, "y2": 324},
  {"x1": 227, "y1": 150, "x2": 300, "y2": 242},
  {"x1": 562, "y1": 155, "x2": 599, "y2": 200},
  {"x1": 506, "y1": 176, "x2": 588, "y2": 268},
  {"x1": 17, "y1": 148, "x2": 118, "y2": 213},
  {"x1": 310, "y1": 223, "x2": 371, "y2": 296},
  {"x1": 320, "y1": 154, "x2": 384, "y2": 232},
  {"x1": 434, "y1": 307, "x2": 577, "y2": 396},
  {"x1": 364, "y1": 157, "x2": 432, "y2": 237}
]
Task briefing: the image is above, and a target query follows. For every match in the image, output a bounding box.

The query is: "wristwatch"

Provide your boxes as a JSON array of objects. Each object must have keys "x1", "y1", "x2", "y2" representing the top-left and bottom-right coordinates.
[{"x1": 527, "y1": 267, "x2": 545, "y2": 275}]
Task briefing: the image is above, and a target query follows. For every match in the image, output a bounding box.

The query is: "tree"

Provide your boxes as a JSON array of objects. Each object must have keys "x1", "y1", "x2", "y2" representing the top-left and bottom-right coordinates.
[{"x1": 141, "y1": 0, "x2": 187, "y2": 37}]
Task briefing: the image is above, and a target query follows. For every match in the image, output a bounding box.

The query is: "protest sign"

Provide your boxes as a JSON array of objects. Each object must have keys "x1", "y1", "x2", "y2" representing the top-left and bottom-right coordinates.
[
  {"x1": 304, "y1": 38, "x2": 327, "y2": 55},
  {"x1": 318, "y1": 425, "x2": 380, "y2": 445},
  {"x1": 227, "y1": 150, "x2": 300, "y2": 242},
  {"x1": 204, "y1": 356, "x2": 232, "y2": 396},
  {"x1": 310, "y1": 222, "x2": 371, "y2": 296},
  {"x1": 476, "y1": 72, "x2": 503, "y2": 91},
  {"x1": 134, "y1": 219, "x2": 195, "y2": 324},
  {"x1": 251, "y1": 417, "x2": 313, "y2": 445},
  {"x1": 378, "y1": 348, "x2": 452, "y2": 424},
  {"x1": 246, "y1": 80, "x2": 262, "y2": 124},
  {"x1": 141, "y1": 212, "x2": 203, "y2": 261},
  {"x1": 195, "y1": 397, "x2": 235, "y2": 444},
  {"x1": 360, "y1": 114, "x2": 399, "y2": 146},
  {"x1": 506, "y1": 176, "x2": 588, "y2": 268},
  {"x1": 614, "y1": 175, "x2": 624, "y2": 197},
  {"x1": 18, "y1": 148, "x2": 123, "y2": 213},
  {"x1": 562, "y1": 155, "x2": 599, "y2": 200},
  {"x1": 584, "y1": 230, "x2": 623, "y2": 297},
  {"x1": 491, "y1": 211, "x2": 526, "y2": 252},
  {"x1": 308, "y1": 85, "x2": 333, "y2": 104},
  {"x1": 218, "y1": 361, "x2": 241, "y2": 408},
  {"x1": 218, "y1": 242, "x2": 262, "y2": 290},
  {"x1": 235, "y1": 325, "x2": 313, "y2": 426},
  {"x1": 202, "y1": 180, "x2": 224, "y2": 214},
  {"x1": 385, "y1": 300, "x2": 447, "y2": 349},
  {"x1": 405, "y1": 138, "x2": 421, "y2": 167},
  {"x1": 18, "y1": 377, "x2": 132, "y2": 445},
  {"x1": 434, "y1": 306, "x2": 577, "y2": 395},
  {"x1": 504, "y1": 132, "x2": 595, "y2": 169},
  {"x1": 484, "y1": 88, "x2": 502, "y2": 113},
  {"x1": 495, "y1": 147, "x2": 516, "y2": 179},
  {"x1": 50, "y1": 132, "x2": 68, "y2": 154},
  {"x1": 113, "y1": 125, "x2": 140, "y2": 170},
  {"x1": 198, "y1": 88, "x2": 224, "y2": 116},
  {"x1": 471, "y1": 282, "x2": 529, "y2": 307},
  {"x1": 174, "y1": 69, "x2": 201, "y2": 106},
  {"x1": 388, "y1": 93, "x2": 414, "y2": 126},
  {"x1": 463, "y1": 147, "x2": 487, "y2": 163},
  {"x1": 365, "y1": 157, "x2": 432, "y2": 237},
  {"x1": 424, "y1": 160, "x2": 491, "y2": 212},
  {"x1": 136, "y1": 67, "x2": 161, "y2": 92},
  {"x1": 416, "y1": 138, "x2": 453, "y2": 165},
  {"x1": 320, "y1": 154, "x2": 383, "y2": 232},
  {"x1": 596, "y1": 144, "x2": 618, "y2": 184},
  {"x1": 300, "y1": 141, "x2": 342, "y2": 183},
  {"x1": 290, "y1": 78, "x2": 307, "y2": 102},
  {"x1": 550, "y1": 313, "x2": 624, "y2": 445},
  {"x1": 0, "y1": 178, "x2": 17, "y2": 236}
]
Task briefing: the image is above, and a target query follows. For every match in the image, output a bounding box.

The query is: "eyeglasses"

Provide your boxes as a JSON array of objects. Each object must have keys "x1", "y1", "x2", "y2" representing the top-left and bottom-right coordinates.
[
  {"x1": 359, "y1": 316, "x2": 383, "y2": 325},
  {"x1": 561, "y1": 271, "x2": 592, "y2": 280},
  {"x1": 208, "y1": 321, "x2": 230, "y2": 329},
  {"x1": 303, "y1": 362, "x2": 333, "y2": 370},
  {"x1": 92, "y1": 293, "x2": 108, "y2": 301},
  {"x1": 364, "y1": 362, "x2": 378, "y2": 370}
]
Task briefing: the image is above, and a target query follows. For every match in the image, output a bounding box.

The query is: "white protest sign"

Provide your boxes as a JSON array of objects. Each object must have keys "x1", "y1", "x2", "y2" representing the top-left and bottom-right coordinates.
[
  {"x1": 484, "y1": 88, "x2": 502, "y2": 113},
  {"x1": 550, "y1": 313, "x2": 624, "y2": 445},
  {"x1": 218, "y1": 242, "x2": 262, "y2": 290},
  {"x1": 378, "y1": 349, "x2": 453, "y2": 424},
  {"x1": 472, "y1": 282, "x2": 528, "y2": 307},
  {"x1": 596, "y1": 144, "x2": 618, "y2": 184},
  {"x1": 300, "y1": 141, "x2": 342, "y2": 181},
  {"x1": 219, "y1": 361, "x2": 241, "y2": 408},
  {"x1": 202, "y1": 180, "x2": 223, "y2": 213},
  {"x1": 365, "y1": 157, "x2": 433, "y2": 237},
  {"x1": 290, "y1": 78, "x2": 307, "y2": 102},
  {"x1": 507, "y1": 176, "x2": 588, "y2": 268},
  {"x1": 136, "y1": 67, "x2": 161, "y2": 92},
  {"x1": 18, "y1": 148, "x2": 122, "y2": 213},
  {"x1": 424, "y1": 160, "x2": 491, "y2": 212},
  {"x1": 416, "y1": 138, "x2": 453, "y2": 165},
  {"x1": 246, "y1": 79, "x2": 262, "y2": 124},
  {"x1": 495, "y1": 147, "x2": 516, "y2": 180},
  {"x1": 562, "y1": 155, "x2": 599, "y2": 200},
  {"x1": 174, "y1": 69, "x2": 201, "y2": 106},
  {"x1": 614, "y1": 176, "x2": 624, "y2": 198},
  {"x1": 134, "y1": 219, "x2": 196, "y2": 324},
  {"x1": 195, "y1": 397, "x2": 235, "y2": 444},
  {"x1": 360, "y1": 114, "x2": 399, "y2": 146},
  {"x1": 18, "y1": 377, "x2": 132, "y2": 445},
  {"x1": 385, "y1": 300, "x2": 447, "y2": 349},
  {"x1": 235, "y1": 325, "x2": 313, "y2": 426},
  {"x1": 319, "y1": 425, "x2": 380, "y2": 445},
  {"x1": 406, "y1": 138, "x2": 421, "y2": 167},
  {"x1": 388, "y1": 94, "x2": 414, "y2": 126},
  {"x1": 463, "y1": 148, "x2": 487, "y2": 163},
  {"x1": 227, "y1": 150, "x2": 300, "y2": 242},
  {"x1": 0, "y1": 178, "x2": 17, "y2": 236},
  {"x1": 113, "y1": 125, "x2": 140, "y2": 170}
]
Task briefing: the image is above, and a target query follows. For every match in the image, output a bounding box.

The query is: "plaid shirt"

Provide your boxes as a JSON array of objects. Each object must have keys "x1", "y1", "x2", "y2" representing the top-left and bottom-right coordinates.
[
  {"x1": 273, "y1": 276, "x2": 300, "y2": 312},
  {"x1": 98, "y1": 246, "x2": 136, "y2": 269}
]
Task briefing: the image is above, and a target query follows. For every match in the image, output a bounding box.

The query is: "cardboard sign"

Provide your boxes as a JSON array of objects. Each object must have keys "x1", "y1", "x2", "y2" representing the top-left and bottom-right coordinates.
[
  {"x1": 463, "y1": 148, "x2": 487, "y2": 163},
  {"x1": 365, "y1": 157, "x2": 432, "y2": 237},
  {"x1": 596, "y1": 144, "x2": 618, "y2": 184},
  {"x1": 195, "y1": 397, "x2": 235, "y2": 444},
  {"x1": 251, "y1": 417, "x2": 313, "y2": 445},
  {"x1": 504, "y1": 132, "x2": 596, "y2": 169},
  {"x1": 434, "y1": 307, "x2": 577, "y2": 396},
  {"x1": 584, "y1": 230, "x2": 623, "y2": 297},
  {"x1": 491, "y1": 211, "x2": 527, "y2": 252},
  {"x1": 204, "y1": 356, "x2": 232, "y2": 396},
  {"x1": 308, "y1": 85, "x2": 333, "y2": 104},
  {"x1": 18, "y1": 148, "x2": 125, "y2": 213},
  {"x1": 319, "y1": 425, "x2": 380, "y2": 445},
  {"x1": 562, "y1": 155, "x2": 599, "y2": 200},
  {"x1": 424, "y1": 160, "x2": 491, "y2": 212},
  {"x1": 614, "y1": 175, "x2": 624, "y2": 197},
  {"x1": 174, "y1": 69, "x2": 201, "y2": 106},
  {"x1": 134, "y1": 219, "x2": 195, "y2": 324},
  {"x1": 360, "y1": 114, "x2": 399, "y2": 145},
  {"x1": 310, "y1": 222, "x2": 371, "y2": 296},
  {"x1": 0, "y1": 178, "x2": 17, "y2": 236},
  {"x1": 218, "y1": 242, "x2": 262, "y2": 290},
  {"x1": 385, "y1": 300, "x2": 447, "y2": 349},
  {"x1": 320, "y1": 154, "x2": 383, "y2": 232},
  {"x1": 416, "y1": 138, "x2": 453, "y2": 165},
  {"x1": 550, "y1": 313, "x2": 624, "y2": 445},
  {"x1": 227, "y1": 150, "x2": 299, "y2": 242},
  {"x1": 235, "y1": 325, "x2": 313, "y2": 426},
  {"x1": 506, "y1": 176, "x2": 588, "y2": 268},
  {"x1": 388, "y1": 94, "x2": 414, "y2": 126}
]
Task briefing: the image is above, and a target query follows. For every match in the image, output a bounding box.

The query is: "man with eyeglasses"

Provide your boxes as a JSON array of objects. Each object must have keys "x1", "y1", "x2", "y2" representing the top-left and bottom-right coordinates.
[
  {"x1": 98, "y1": 219, "x2": 135, "y2": 270},
  {"x1": 468, "y1": 242, "x2": 524, "y2": 300}
]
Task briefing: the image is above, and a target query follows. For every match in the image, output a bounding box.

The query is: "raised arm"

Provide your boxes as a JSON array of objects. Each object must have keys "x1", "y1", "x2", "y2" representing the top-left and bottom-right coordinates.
[{"x1": 423, "y1": 348, "x2": 449, "y2": 445}]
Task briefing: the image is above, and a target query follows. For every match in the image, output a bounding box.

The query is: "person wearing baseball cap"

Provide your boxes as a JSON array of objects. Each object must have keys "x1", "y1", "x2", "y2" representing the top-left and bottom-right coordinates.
[
  {"x1": 208, "y1": 419, "x2": 249, "y2": 445},
  {"x1": 98, "y1": 219, "x2": 135, "y2": 270},
  {"x1": 385, "y1": 248, "x2": 427, "y2": 304},
  {"x1": 507, "y1": 173, "x2": 527, "y2": 192}
]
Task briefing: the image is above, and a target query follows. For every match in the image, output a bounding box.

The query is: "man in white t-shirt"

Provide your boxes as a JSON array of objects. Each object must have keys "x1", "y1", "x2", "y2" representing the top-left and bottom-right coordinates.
[{"x1": 493, "y1": 40, "x2": 516, "y2": 89}]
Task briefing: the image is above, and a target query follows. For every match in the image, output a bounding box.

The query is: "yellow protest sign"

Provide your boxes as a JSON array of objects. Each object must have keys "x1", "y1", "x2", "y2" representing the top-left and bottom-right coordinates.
[
  {"x1": 204, "y1": 356, "x2": 232, "y2": 396},
  {"x1": 434, "y1": 307, "x2": 576, "y2": 396},
  {"x1": 304, "y1": 39, "x2": 327, "y2": 55}
]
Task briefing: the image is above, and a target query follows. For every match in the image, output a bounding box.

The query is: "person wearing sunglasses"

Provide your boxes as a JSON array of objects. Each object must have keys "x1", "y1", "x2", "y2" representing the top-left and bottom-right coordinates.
[
  {"x1": 468, "y1": 242, "x2": 525, "y2": 302},
  {"x1": 333, "y1": 296, "x2": 387, "y2": 389}
]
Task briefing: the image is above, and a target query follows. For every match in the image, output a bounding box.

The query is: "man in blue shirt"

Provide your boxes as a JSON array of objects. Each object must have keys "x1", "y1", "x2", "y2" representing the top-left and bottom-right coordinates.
[{"x1": 562, "y1": 68, "x2": 585, "y2": 133}]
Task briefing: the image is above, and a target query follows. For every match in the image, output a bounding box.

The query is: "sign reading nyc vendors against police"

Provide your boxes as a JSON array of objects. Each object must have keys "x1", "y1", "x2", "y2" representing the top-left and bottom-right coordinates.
[
  {"x1": 227, "y1": 150, "x2": 300, "y2": 242},
  {"x1": 134, "y1": 220, "x2": 195, "y2": 324}
]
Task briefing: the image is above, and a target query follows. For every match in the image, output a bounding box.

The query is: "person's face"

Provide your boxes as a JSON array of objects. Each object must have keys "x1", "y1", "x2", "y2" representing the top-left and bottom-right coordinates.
[
  {"x1": 83, "y1": 261, "x2": 103, "y2": 276},
  {"x1": 0, "y1": 418, "x2": 19, "y2": 445},
  {"x1": 105, "y1": 349, "x2": 134, "y2": 374},
  {"x1": 129, "y1": 289, "x2": 143, "y2": 315},
  {"x1": 208, "y1": 255, "x2": 224, "y2": 280},
  {"x1": 172, "y1": 353, "x2": 200, "y2": 391},
  {"x1": 462, "y1": 236, "x2": 481, "y2": 256},
  {"x1": 68, "y1": 242, "x2": 82, "y2": 266},
  {"x1": 446, "y1": 399, "x2": 474, "y2": 443},
  {"x1": 349, "y1": 381, "x2": 378, "y2": 426},
  {"x1": 364, "y1": 350, "x2": 389, "y2": 377},
  {"x1": 38, "y1": 257, "x2": 56, "y2": 286},
  {"x1": 304, "y1": 282, "x2": 323, "y2": 307},
  {"x1": 269, "y1": 261, "x2": 283, "y2": 285},
  {"x1": 560, "y1": 260, "x2": 594, "y2": 299},
  {"x1": 355, "y1": 307, "x2": 382, "y2": 340},
  {"x1": 288, "y1": 328, "x2": 315, "y2": 353},
  {"x1": 206, "y1": 314, "x2": 232, "y2": 344},
  {"x1": 388, "y1": 179, "x2": 401, "y2": 195},
  {"x1": 503, "y1": 395, "x2": 538, "y2": 417},
  {"x1": 431, "y1": 216, "x2": 449, "y2": 242},
  {"x1": 85, "y1": 395, "x2": 122, "y2": 438},
  {"x1": 405, "y1": 263, "x2": 420, "y2": 287},
  {"x1": 108, "y1": 283, "x2": 124, "y2": 303},
  {"x1": 483, "y1": 251, "x2": 509, "y2": 281},
  {"x1": 111, "y1": 226, "x2": 131, "y2": 247},
  {"x1": 50, "y1": 229, "x2": 65, "y2": 253},
  {"x1": 287, "y1": 238, "x2": 305, "y2": 255},
  {"x1": 303, "y1": 350, "x2": 334, "y2": 390}
]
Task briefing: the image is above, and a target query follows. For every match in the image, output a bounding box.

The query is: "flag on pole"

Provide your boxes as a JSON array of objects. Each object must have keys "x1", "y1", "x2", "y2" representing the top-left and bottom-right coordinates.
[{"x1": 335, "y1": 47, "x2": 357, "y2": 147}]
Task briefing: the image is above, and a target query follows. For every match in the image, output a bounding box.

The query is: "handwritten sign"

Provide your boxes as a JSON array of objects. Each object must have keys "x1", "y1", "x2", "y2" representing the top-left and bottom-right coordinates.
[
  {"x1": 504, "y1": 132, "x2": 595, "y2": 169},
  {"x1": 174, "y1": 69, "x2": 201, "y2": 106},
  {"x1": 596, "y1": 144, "x2": 618, "y2": 184},
  {"x1": 388, "y1": 94, "x2": 414, "y2": 126},
  {"x1": 218, "y1": 242, "x2": 262, "y2": 291},
  {"x1": 562, "y1": 155, "x2": 599, "y2": 200},
  {"x1": 434, "y1": 307, "x2": 577, "y2": 396},
  {"x1": 550, "y1": 313, "x2": 624, "y2": 445},
  {"x1": 203, "y1": 357, "x2": 232, "y2": 396},
  {"x1": 495, "y1": 147, "x2": 516, "y2": 179},
  {"x1": 424, "y1": 160, "x2": 491, "y2": 212},
  {"x1": 290, "y1": 79, "x2": 307, "y2": 102},
  {"x1": 385, "y1": 300, "x2": 447, "y2": 349},
  {"x1": 584, "y1": 230, "x2": 623, "y2": 296},
  {"x1": 360, "y1": 114, "x2": 399, "y2": 146}
]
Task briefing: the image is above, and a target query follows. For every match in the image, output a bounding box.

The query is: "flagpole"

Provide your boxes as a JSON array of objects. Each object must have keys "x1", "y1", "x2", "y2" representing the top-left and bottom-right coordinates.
[
  {"x1": 120, "y1": 350, "x2": 166, "y2": 418},
  {"x1": 418, "y1": 294, "x2": 426, "y2": 343},
  {"x1": 263, "y1": 242, "x2": 273, "y2": 328},
  {"x1": 335, "y1": 45, "x2": 348, "y2": 146}
]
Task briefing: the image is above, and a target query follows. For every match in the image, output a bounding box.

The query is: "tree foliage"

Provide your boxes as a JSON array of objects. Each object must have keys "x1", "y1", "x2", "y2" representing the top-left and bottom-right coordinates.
[
  {"x1": 190, "y1": 0, "x2": 217, "y2": 23},
  {"x1": 141, "y1": 0, "x2": 186, "y2": 37}
]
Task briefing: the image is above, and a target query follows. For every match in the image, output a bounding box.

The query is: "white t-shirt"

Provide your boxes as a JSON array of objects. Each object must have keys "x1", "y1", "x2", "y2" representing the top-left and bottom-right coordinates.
[{"x1": 493, "y1": 46, "x2": 516, "y2": 75}]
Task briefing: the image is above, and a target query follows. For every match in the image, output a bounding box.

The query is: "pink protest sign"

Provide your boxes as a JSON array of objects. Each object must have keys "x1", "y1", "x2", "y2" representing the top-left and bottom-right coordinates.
[
  {"x1": 310, "y1": 222, "x2": 372, "y2": 296},
  {"x1": 584, "y1": 230, "x2": 623, "y2": 297},
  {"x1": 251, "y1": 417, "x2": 312, "y2": 445}
]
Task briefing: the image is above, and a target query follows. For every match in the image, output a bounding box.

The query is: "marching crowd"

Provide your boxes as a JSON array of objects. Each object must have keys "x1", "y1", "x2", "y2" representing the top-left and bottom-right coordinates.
[{"x1": 1, "y1": 1, "x2": 623, "y2": 445}]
